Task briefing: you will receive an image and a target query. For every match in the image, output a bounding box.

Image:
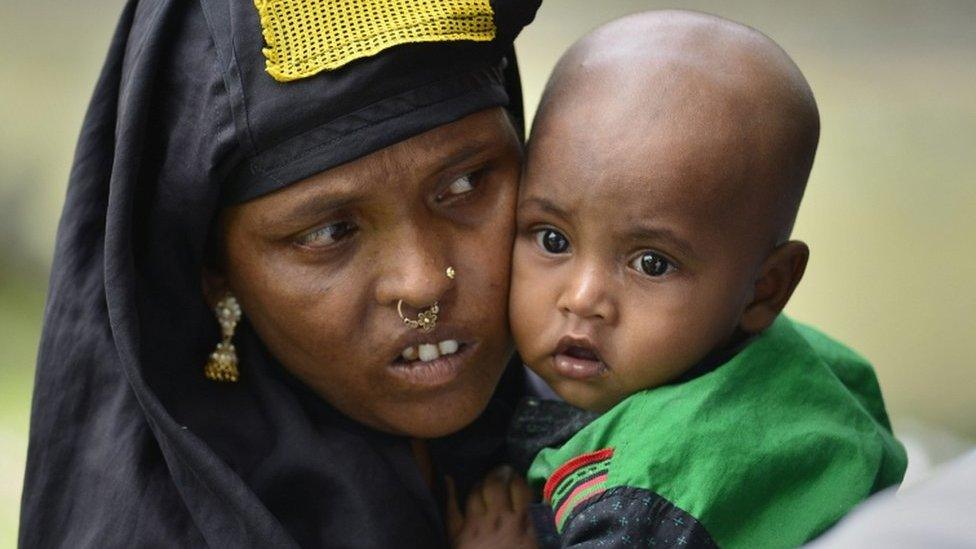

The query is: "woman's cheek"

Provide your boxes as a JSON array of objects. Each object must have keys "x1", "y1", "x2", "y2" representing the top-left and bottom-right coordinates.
[{"x1": 509, "y1": 245, "x2": 545, "y2": 357}]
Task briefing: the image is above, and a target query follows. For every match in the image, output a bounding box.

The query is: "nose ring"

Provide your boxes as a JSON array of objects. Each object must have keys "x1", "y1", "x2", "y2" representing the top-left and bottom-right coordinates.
[
  {"x1": 398, "y1": 300, "x2": 439, "y2": 332},
  {"x1": 396, "y1": 266, "x2": 455, "y2": 332}
]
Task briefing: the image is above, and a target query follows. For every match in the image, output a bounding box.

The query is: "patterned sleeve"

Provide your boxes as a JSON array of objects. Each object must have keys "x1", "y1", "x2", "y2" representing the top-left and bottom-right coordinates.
[{"x1": 555, "y1": 486, "x2": 718, "y2": 548}]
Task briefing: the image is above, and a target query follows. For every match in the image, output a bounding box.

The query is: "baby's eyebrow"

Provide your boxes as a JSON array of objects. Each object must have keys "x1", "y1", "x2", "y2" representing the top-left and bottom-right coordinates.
[
  {"x1": 518, "y1": 196, "x2": 567, "y2": 218},
  {"x1": 627, "y1": 225, "x2": 699, "y2": 260}
]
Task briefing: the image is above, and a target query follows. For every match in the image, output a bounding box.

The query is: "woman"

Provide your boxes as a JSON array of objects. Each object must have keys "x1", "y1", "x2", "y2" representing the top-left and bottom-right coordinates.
[{"x1": 20, "y1": 1, "x2": 541, "y2": 546}]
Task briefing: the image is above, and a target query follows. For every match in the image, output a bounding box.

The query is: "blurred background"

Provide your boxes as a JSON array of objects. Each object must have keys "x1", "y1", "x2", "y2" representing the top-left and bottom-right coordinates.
[{"x1": 1, "y1": 0, "x2": 973, "y2": 544}]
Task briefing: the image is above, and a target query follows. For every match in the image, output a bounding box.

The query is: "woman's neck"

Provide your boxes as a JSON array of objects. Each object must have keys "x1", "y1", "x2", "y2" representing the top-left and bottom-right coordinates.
[{"x1": 410, "y1": 438, "x2": 435, "y2": 489}]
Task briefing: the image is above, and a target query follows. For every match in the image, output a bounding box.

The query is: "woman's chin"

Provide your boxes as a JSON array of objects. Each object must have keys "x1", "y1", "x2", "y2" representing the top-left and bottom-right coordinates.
[
  {"x1": 378, "y1": 362, "x2": 505, "y2": 438},
  {"x1": 384, "y1": 380, "x2": 498, "y2": 438},
  {"x1": 289, "y1": 336, "x2": 512, "y2": 438}
]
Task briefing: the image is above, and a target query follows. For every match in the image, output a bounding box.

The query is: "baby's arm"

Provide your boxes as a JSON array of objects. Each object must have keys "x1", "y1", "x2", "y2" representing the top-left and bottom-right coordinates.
[
  {"x1": 549, "y1": 486, "x2": 716, "y2": 548},
  {"x1": 447, "y1": 466, "x2": 538, "y2": 549}
]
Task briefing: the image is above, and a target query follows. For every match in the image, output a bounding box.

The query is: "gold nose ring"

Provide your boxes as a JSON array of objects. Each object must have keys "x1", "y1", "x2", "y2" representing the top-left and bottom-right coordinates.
[
  {"x1": 396, "y1": 266, "x2": 455, "y2": 332},
  {"x1": 398, "y1": 300, "x2": 439, "y2": 332}
]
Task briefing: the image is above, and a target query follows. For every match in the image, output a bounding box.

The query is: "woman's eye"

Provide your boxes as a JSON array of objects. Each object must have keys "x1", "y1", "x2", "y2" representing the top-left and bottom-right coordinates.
[
  {"x1": 440, "y1": 173, "x2": 476, "y2": 199},
  {"x1": 297, "y1": 221, "x2": 357, "y2": 247},
  {"x1": 535, "y1": 228, "x2": 570, "y2": 254},
  {"x1": 631, "y1": 251, "x2": 675, "y2": 277}
]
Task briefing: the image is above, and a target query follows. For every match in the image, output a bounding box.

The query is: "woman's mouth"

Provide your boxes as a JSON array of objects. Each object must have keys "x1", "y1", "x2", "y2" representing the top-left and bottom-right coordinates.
[
  {"x1": 397, "y1": 339, "x2": 461, "y2": 362},
  {"x1": 552, "y1": 337, "x2": 609, "y2": 380},
  {"x1": 388, "y1": 339, "x2": 470, "y2": 387}
]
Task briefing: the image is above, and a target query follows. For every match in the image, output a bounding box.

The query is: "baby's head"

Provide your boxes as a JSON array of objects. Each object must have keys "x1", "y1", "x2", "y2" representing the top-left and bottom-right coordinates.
[{"x1": 511, "y1": 10, "x2": 820, "y2": 412}]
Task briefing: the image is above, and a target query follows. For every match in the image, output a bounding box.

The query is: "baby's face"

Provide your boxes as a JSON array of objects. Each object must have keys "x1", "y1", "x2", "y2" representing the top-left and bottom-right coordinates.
[{"x1": 511, "y1": 98, "x2": 772, "y2": 412}]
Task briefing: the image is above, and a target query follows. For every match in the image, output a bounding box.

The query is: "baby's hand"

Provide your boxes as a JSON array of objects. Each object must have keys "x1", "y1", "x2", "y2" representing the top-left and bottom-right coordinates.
[{"x1": 446, "y1": 465, "x2": 537, "y2": 549}]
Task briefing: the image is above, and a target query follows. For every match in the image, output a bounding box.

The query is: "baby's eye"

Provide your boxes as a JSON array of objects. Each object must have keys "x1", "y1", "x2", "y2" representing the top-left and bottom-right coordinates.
[
  {"x1": 437, "y1": 173, "x2": 477, "y2": 201},
  {"x1": 535, "y1": 228, "x2": 570, "y2": 254},
  {"x1": 297, "y1": 221, "x2": 357, "y2": 247},
  {"x1": 630, "y1": 251, "x2": 675, "y2": 277}
]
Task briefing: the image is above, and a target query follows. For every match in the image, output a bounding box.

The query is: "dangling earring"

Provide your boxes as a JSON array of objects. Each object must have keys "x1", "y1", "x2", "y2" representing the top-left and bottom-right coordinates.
[{"x1": 205, "y1": 294, "x2": 241, "y2": 382}]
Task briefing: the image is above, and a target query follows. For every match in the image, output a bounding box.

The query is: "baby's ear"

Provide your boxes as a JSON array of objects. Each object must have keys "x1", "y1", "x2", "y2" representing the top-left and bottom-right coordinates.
[{"x1": 739, "y1": 241, "x2": 809, "y2": 334}]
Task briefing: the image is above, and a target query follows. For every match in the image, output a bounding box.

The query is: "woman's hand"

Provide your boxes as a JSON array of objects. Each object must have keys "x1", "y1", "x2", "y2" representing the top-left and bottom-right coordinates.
[{"x1": 446, "y1": 466, "x2": 538, "y2": 549}]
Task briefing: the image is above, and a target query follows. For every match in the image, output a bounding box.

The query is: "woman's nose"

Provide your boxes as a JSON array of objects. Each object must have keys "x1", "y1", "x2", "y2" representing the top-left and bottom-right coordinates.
[
  {"x1": 556, "y1": 261, "x2": 616, "y2": 324},
  {"x1": 374, "y1": 228, "x2": 454, "y2": 309}
]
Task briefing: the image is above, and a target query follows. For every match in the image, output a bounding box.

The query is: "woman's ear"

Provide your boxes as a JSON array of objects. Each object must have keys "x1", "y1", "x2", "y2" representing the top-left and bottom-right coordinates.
[
  {"x1": 201, "y1": 266, "x2": 229, "y2": 309},
  {"x1": 739, "y1": 241, "x2": 809, "y2": 334},
  {"x1": 202, "y1": 216, "x2": 231, "y2": 309}
]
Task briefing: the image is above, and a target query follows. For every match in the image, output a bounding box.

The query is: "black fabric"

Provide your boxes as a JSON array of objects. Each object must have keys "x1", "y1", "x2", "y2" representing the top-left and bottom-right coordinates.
[
  {"x1": 556, "y1": 486, "x2": 718, "y2": 548},
  {"x1": 531, "y1": 502, "x2": 563, "y2": 549},
  {"x1": 20, "y1": 1, "x2": 540, "y2": 547},
  {"x1": 201, "y1": 0, "x2": 538, "y2": 203},
  {"x1": 508, "y1": 398, "x2": 600, "y2": 475}
]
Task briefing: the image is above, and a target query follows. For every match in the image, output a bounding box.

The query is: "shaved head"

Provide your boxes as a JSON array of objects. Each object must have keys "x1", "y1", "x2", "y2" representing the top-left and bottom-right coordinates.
[
  {"x1": 532, "y1": 10, "x2": 819, "y2": 245},
  {"x1": 511, "y1": 11, "x2": 820, "y2": 411}
]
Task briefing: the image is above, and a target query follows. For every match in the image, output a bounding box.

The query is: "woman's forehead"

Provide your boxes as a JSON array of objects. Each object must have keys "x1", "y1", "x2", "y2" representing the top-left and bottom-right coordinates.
[{"x1": 236, "y1": 109, "x2": 519, "y2": 217}]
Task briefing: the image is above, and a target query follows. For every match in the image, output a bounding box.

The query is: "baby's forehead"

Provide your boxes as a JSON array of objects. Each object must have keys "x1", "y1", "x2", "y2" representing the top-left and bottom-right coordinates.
[
  {"x1": 525, "y1": 150, "x2": 744, "y2": 228},
  {"x1": 524, "y1": 103, "x2": 779, "y2": 256},
  {"x1": 529, "y1": 88, "x2": 753, "y2": 208}
]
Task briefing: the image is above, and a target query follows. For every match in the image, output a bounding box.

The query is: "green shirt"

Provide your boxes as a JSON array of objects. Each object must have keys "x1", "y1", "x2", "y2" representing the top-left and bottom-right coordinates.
[{"x1": 525, "y1": 316, "x2": 907, "y2": 548}]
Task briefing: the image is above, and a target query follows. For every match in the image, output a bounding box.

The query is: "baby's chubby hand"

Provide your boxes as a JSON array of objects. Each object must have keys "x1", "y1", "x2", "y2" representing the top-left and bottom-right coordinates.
[{"x1": 446, "y1": 465, "x2": 537, "y2": 549}]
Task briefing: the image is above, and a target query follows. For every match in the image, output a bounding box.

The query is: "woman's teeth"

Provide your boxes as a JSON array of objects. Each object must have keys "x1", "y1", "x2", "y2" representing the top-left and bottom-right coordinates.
[{"x1": 401, "y1": 340, "x2": 460, "y2": 362}]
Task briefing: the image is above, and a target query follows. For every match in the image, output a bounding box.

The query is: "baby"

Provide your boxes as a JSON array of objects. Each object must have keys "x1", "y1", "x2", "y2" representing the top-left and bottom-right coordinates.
[{"x1": 450, "y1": 10, "x2": 907, "y2": 549}]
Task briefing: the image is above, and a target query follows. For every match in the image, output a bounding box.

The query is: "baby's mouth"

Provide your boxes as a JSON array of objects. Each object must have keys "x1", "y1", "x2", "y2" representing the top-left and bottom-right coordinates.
[{"x1": 552, "y1": 338, "x2": 609, "y2": 380}]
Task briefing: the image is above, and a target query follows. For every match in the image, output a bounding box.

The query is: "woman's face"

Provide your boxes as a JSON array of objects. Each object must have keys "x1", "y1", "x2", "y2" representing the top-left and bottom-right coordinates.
[{"x1": 213, "y1": 109, "x2": 522, "y2": 438}]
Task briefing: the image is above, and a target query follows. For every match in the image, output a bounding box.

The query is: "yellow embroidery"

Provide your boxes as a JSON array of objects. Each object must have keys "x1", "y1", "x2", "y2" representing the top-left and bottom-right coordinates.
[{"x1": 254, "y1": 0, "x2": 497, "y2": 82}]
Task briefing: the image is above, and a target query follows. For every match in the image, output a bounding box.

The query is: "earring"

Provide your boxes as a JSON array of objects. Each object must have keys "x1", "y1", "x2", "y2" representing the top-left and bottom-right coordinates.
[{"x1": 205, "y1": 294, "x2": 241, "y2": 382}]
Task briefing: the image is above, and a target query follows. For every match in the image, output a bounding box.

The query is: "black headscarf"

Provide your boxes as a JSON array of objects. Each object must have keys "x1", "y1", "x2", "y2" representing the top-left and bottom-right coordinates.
[{"x1": 20, "y1": 1, "x2": 540, "y2": 547}]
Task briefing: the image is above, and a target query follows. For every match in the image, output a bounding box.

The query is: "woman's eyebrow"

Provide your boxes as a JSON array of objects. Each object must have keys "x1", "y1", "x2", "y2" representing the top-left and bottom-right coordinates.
[
  {"x1": 276, "y1": 194, "x2": 362, "y2": 227},
  {"x1": 430, "y1": 143, "x2": 495, "y2": 174},
  {"x1": 273, "y1": 141, "x2": 499, "y2": 226}
]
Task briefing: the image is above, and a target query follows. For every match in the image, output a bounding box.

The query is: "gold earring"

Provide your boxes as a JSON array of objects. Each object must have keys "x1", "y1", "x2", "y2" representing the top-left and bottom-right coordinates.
[
  {"x1": 205, "y1": 294, "x2": 241, "y2": 382},
  {"x1": 446, "y1": 266, "x2": 456, "y2": 280}
]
